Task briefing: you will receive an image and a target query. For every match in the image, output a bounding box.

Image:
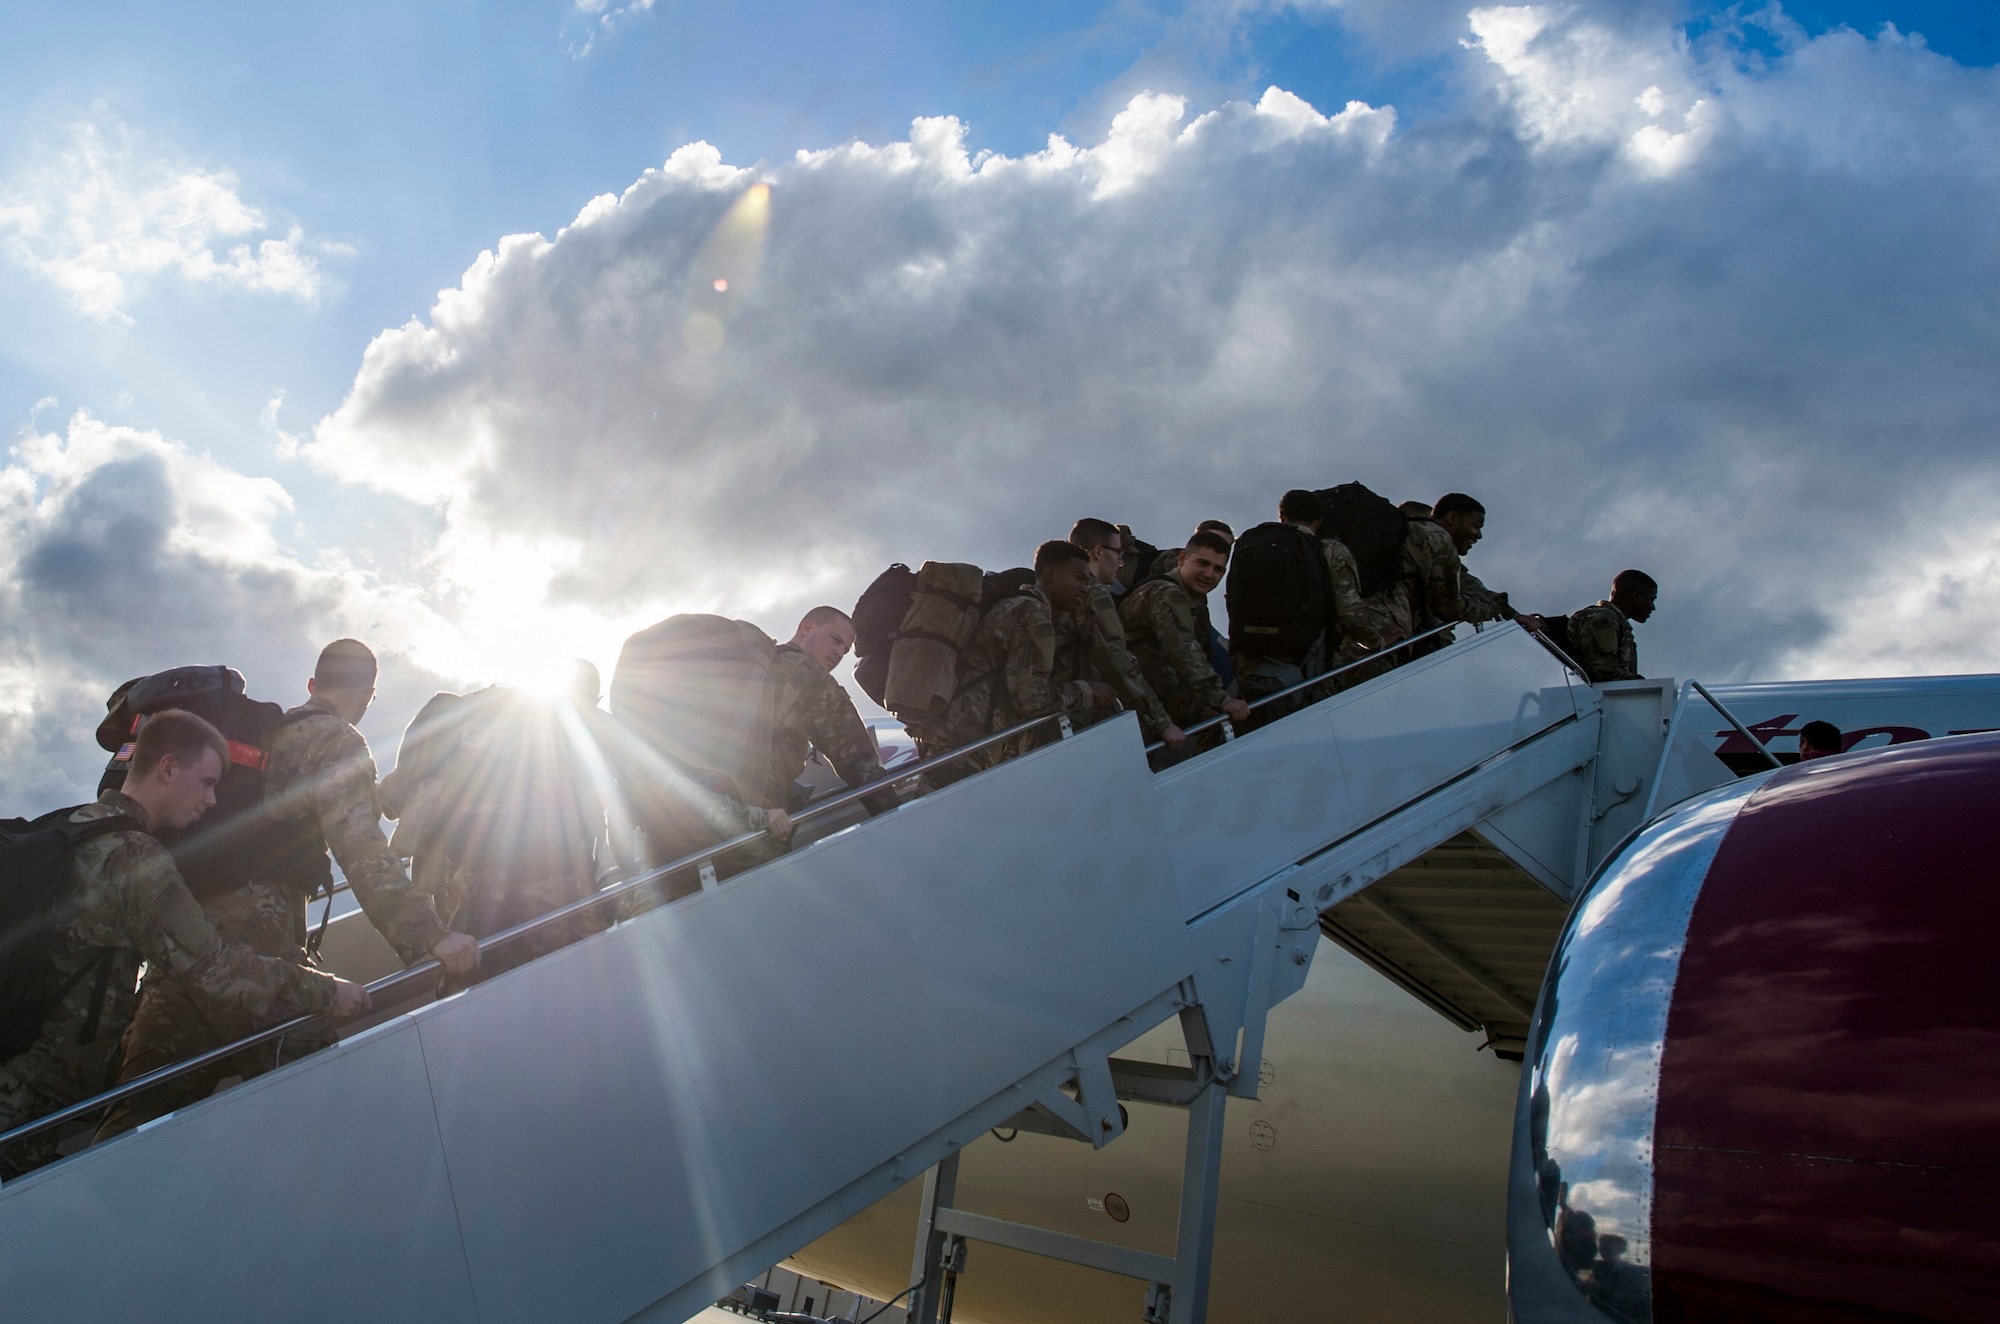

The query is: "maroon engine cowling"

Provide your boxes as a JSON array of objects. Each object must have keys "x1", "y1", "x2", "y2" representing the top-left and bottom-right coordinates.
[{"x1": 1507, "y1": 732, "x2": 2000, "y2": 1323}]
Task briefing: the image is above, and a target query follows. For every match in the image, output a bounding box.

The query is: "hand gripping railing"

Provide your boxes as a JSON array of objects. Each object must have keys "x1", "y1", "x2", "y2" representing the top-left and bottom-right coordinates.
[
  {"x1": 1142, "y1": 623, "x2": 1459, "y2": 755},
  {"x1": 0, "y1": 710, "x2": 1072, "y2": 1163}
]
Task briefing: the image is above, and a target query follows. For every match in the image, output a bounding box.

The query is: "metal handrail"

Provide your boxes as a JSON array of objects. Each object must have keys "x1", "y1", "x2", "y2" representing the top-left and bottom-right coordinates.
[
  {"x1": 0, "y1": 710, "x2": 1068, "y2": 1158},
  {"x1": 1143, "y1": 623, "x2": 1459, "y2": 754},
  {"x1": 314, "y1": 762, "x2": 890, "y2": 909},
  {"x1": 1690, "y1": 679, "x2": 1784, "y2": 770}
]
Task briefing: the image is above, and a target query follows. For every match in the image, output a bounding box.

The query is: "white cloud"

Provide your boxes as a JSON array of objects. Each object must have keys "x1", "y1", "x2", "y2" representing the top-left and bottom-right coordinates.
[
  {"x1": 0, "y1": 108, "x2": 342, "y2": 324},
  {"x1": 11, "y1": 3, "x2": 2000, "y2": 807},
  {"x1": 300, "y1": 9, "x2": 2000, "y2": 692},
  {"x1": 563, "y1": 0, "x2": 657, "y2": 58},
  {"x1": 0, "y1": 410, "x2": 452, "y2": 807}
]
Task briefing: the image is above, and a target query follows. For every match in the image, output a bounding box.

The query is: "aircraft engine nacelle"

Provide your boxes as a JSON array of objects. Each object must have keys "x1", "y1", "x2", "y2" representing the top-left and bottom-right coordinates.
[{"x1": 1506, "y1": 732, "x2": 2000, "y2": 1323}]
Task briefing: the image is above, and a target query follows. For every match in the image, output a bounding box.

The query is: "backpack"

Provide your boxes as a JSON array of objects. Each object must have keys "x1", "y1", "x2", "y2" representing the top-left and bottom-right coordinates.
[
  {"x1": 93, "y1": 666, "x2": 327, "y2": 901},
  {"x1": 850, "y1": 563, "x2": 917, "y2": 707},
  {"x1": 1316, "y1": 482, "x2": 1410, "y2": 601},
  {"x1": 610, "y1": 615, "x2": 779, "y2": 801},
  {"x1": 0, "y1": 806, "x2": 135, "y2": 1060},
  {"x1": 881, "y1": 563, "x2": 1039, "y2": 724},
  {"x1": 1115, "y1": 529, "x2": 1161, "y2": 594},
  {"x1": 1224, "y1": 522, "x2": 1331, "y2": 662}
]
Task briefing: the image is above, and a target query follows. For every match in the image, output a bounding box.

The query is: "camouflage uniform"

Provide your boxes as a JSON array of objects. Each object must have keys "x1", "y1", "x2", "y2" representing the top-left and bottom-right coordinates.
[
  {"x1": 1460, "y1": 571, "x2": 1515, "y2": 626},
  {"x1": 1121, "y1": 574, "x2": 1230, "y2": 728},
  {"x1": 97, "y1": 693, "x2": 451, "y2": 1139},
  {"x1": 1323, "y1": 537, "x2": 1385, "y2": 664},
  {"x1": 1401, "y1": 520, "x2": 1513, "y2": 638},
  {"x1": 1063, "y1": 583, "x2": 1172, "y2": 741},
  {"x1": 1569, "y1": 601, "x2": 1640, "y2": 683},
  {"x1": 612, "y1": 720, "x2": 792, "y2": 928},
  {"x1": 765, "y1": 645, "x2": 896, "y2": 815},
  {"x1": 932, "y1": 586, "x2": 1096, "y2": 774},
  {"x1": 432, "y1": 693, "x2": 609, "y2": 988},
  {"x1": 2, "y1": 791, "x2": 334, "y2": 1175}
]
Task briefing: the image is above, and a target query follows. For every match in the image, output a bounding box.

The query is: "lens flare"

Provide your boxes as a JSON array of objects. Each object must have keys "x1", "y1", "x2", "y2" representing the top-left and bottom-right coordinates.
[{"x1": 681, "y1": 182, "x2": 771, "y2": 355}]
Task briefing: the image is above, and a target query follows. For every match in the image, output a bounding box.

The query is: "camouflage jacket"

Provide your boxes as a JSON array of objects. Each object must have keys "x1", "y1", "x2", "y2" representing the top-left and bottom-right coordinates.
[
  {"x1": 1460, "y1": 571, "x2": 1514, "y2": 626},
  {"x1": 1400, "y1": 520, "x2": 1512, "y2": 631},
  {"x1": 261, "y1": 695, "x2": 451, "y2": 964},
  {"x1": 1569, "y1": 601, "x2": 1640, "y2": 683},
  {"x1": 1120, "y1": 574, "x2": 1229, "y2": 726},
  {"x1": 0, "y1": 793, "x2": 336, "y2": 1162},
  {"x1": 20, "y1": 793, "x2": 334, "y2": 1068},
  {"x1": 1064, "y1": 582, "x2": 1172, "y2": 740},
  {"x1": 938, "y1": 586, "x2": 1095, "y2": 750},
  {"x1": 1322, "y1": 537, "x2": 1384, "y2": 662},
  {"x1": 766, "y1": 645, "x2": 892, "y2": 811}
]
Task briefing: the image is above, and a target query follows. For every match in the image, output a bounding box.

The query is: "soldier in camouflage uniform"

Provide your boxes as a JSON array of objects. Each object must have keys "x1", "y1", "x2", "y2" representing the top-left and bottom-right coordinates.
[
  {"x1": 1314, "y1": 529, "x2": 1386, "y2": 666},
  {"x1": 1400, "y1": 493, "x2": 1537, "y2": 637},
  {"x1": 932, "y1": 542, "x2": 1112, "y2": 776},
  {"x1": 2, "y1": 712, "x2": 361, "y2": 1177},
  {"x1": 766, "y1": 608, "x2": 898, "y2": 815},
  {"x1": 1568, "y1": 570, "x2": 1657, "y2": 683},
  {"x1": 97, "y1": 640, "x2": 476, "y2": 1140},
  {"x1": 1121, "y1": 530, "x2": 1251, "y2": 739},
  {"x1": 426, "y1": 680, "x2": 613, "y2": 989},
  {"x1": 1068, "y1": 520, "x2": 1183, "y2": 749}
]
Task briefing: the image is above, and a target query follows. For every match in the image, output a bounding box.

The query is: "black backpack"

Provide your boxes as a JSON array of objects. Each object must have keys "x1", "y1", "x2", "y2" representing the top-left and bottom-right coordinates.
[
  {"x1": 0, "y1": 806, "x2": 134, "y2": 1061},
  {"x1": 980, "y1": 566, "x2": 1037, "y2": 607},
  {"x1": 94, "y1": 666, "x2": 329, "y2": 901},
  {"x1": 851, "y1": 563, "x2": 917, "y2": 707},
  {"x1": 1116, "y1": 531, "x2": 1161, "y2": 594},
  {"x1": 1225, "y1": 523, "x2": 1331, "y2": 662},
  {"x1": 1316, "y1": 482, "x2": 1409, "y2": 601}
]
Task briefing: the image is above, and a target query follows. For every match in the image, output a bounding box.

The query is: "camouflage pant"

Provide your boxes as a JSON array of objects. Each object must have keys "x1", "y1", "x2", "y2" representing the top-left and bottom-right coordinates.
[
  {"x1": 442, "y1": 866, "x2": 605, "y2": 993},
  {"x1": 0, "y1": 1036, "x2": 122, "y2": 1180},
  {"x1": 95, "y1": 883, "x2": 332, "y2": 1143},
  {"x1": 92, "y1": 976, "x2": 335, "y2": 1142}
]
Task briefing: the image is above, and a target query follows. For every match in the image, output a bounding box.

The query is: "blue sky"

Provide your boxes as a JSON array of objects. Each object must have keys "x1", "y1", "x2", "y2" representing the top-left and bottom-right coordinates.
[
  {"x1": 4, "y1": 0, "x2": 1987, "y2": 472},
  {"x1": 5, "y1": 0, "x2": 2000, "y2": 802}
]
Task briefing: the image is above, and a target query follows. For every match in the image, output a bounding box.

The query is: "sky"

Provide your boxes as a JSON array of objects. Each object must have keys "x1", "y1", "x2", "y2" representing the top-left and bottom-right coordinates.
[{"x1": 3, "y1": 0, "x2": 1998, "y2": 807}]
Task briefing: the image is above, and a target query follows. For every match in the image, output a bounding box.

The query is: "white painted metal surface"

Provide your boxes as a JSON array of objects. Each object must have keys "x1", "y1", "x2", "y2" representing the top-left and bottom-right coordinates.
[{"x1": 1158, "y1": 627, "x2": 1581, "y2": 920}]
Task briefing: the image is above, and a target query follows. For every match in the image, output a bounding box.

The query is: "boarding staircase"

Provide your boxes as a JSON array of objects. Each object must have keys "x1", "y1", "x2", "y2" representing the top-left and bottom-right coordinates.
[{"x1": 0, "y1": 624, "x2": 1738, "y2": 1323}]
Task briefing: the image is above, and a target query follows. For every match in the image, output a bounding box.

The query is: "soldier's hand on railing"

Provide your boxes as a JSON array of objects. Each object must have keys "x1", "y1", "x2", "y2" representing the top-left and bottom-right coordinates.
[
  {"x1": 1222, "y1": 698, "x2": 1251, "y2": 723},
  {"x1": 765, "y1": 808, "x2": 795, "y2": 846},
  {"x1": 329, "y1": 978, "x2": 372, "y2": 1021},
  {"x1": 431, "y1": 931, "x2": 480, "y2": 976},
  {"x1": 1087, "y1": 682, "x2": 1117, "y2": 707},
  {"x1": 1515, "y1": 614, "x2": 1545, "y2": 634},
  {"x1": 1162, "y1": 724, "x2": 1187, "y2": 749}
]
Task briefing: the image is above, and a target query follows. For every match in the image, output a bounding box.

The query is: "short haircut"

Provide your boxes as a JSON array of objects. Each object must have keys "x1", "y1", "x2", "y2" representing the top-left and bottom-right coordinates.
[
  {"x1": 798, "y1": 605, "x2": 852, "y2": 631},
  {"x1": 1185, "y1": 530, "x2": 1232, "y2": 557},
  {"x1": 1613, "y1": 569, "x2": 1658, "y2": 595},
  {"x1": 1069, "y1": 518, "x2": 1121, "y2": 550},
  {"x1": 314, "y1": 638, "x2": 378, "y2": 690},
  {"x1": 1035, "y1": 539, "x2": 1089, "y2": 572},
  {"x1": 1278, "y1": 489, "x2": 1324, "y2": 525},
  {"x1": 130, "y1": 708, "x2": 229, "y2": 780},
  {"x1": 1799, "y1": 720, "x2": 1843, "y2": 754},
  {"x1": 1432, "y1": 493, "x2": 1485, "y2": 519},
  {"x1": 1196, "y1": 520, "x2": 1234, "y2": 541}
]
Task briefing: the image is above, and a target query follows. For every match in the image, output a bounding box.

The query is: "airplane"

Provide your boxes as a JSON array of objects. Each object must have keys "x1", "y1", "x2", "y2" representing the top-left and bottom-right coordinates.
[{"x1": 772, "y1": 669, "x2": 2000, "y2": 1323}]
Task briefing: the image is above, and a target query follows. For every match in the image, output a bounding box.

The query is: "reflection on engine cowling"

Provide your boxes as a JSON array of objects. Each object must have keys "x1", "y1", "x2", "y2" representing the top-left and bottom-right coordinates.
[{"x1": 1511, "y1": 778, "x2": 1763, "y2": 1324}]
